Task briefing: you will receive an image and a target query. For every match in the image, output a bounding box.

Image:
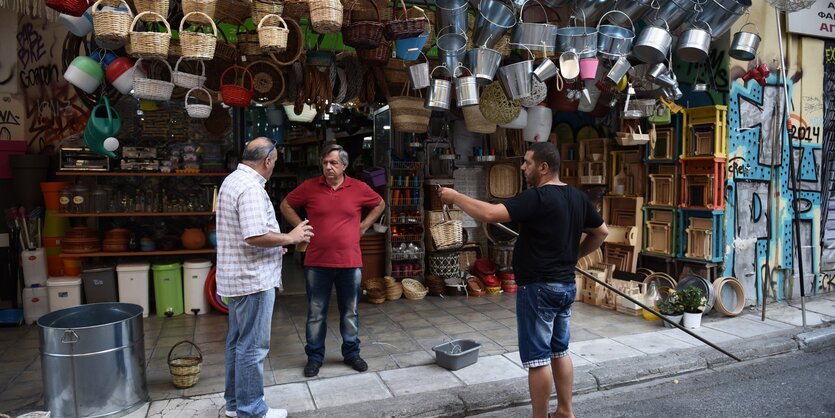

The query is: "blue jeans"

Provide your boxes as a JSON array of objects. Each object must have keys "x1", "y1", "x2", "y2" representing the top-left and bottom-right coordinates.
[
  {"x1": 224, "y1": 288, "x2": 275, "y2": 418},
  {"x1": 516, "y1": 281, "x2": 575, "y2": 368},
  {"x1": 304, "y1": 267, "x2": 362, "y2": 363}
]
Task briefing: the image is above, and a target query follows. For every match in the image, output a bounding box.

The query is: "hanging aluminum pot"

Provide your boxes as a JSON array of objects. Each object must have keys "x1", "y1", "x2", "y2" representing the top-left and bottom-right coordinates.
[
  {"x1": 437, "y1": 27, "x2": 468, "y2": 77},
  {"x1": 473, "y1": 0, "x2": 516, "y2": 49},
  {"x1": 497, "y1": 45, "x2": 534, "y2": 100},
  {"x1": 632, "y1": 19, "x2": 672, "y2": 64},
  {"x1": 454, "y1": 65, "x2": 480, "y2": 107},
  {"x1": 695, "y1": 0, "x2": 751, "y2": 38},
  {"x1": 596, "y1": 10, "x2": 635, "y2": 62},
  {"x1": 557, "y1": 11, "x2": 598, "y2": 59},
  {"x1": 511, "y1": 0, "x2": 559, "y2": 56},
  {"x1": 425, "y1": 66, "x2": 452, "y2": 111},
  {"x1": 408, "y1": 51, "x2": 431, "y2": 89},
  {"x1": 467, "y1": 41, "x2": 503, "y2": 84},
  {"x1": 729, "y1": 21, "x2": 760, "y2": 61},
  {"x1": 677, "y1": 21, "x2": 712, "y2": 63},
  {"x1": 605, "y1": 55, "x2": 631, "y2": 86}
]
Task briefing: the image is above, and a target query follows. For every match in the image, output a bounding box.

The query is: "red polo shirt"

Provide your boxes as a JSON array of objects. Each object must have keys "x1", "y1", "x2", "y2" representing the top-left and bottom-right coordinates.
[{"x1": 284, "y1": 175, "x2": 383, "y2": 268}]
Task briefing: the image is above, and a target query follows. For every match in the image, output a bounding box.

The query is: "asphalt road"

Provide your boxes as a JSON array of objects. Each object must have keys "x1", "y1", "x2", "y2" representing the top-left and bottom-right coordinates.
[{"x1": 471, "y1": 346, "x2": 835, "y2": 418}]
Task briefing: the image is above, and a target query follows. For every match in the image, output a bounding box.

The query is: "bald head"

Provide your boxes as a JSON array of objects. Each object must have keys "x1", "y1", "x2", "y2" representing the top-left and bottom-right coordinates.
[{"x1": 242, "y1": 137, "x2": 274, "y2": 162}]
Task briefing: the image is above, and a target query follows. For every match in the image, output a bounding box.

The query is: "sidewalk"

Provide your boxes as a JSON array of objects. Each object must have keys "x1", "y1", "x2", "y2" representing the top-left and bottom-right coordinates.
[{"x1": 2, "y1": 292, "x2": 834, "y2": 417}]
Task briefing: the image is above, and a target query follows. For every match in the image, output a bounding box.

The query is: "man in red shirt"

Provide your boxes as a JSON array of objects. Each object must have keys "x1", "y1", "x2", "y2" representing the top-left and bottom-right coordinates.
[{"x1": 280, "y1": 143, "x2": 385, "y2": 377}]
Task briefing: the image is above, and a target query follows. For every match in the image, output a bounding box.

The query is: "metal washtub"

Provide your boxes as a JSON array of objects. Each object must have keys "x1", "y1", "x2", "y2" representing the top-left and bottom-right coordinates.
[{"x1": 38, "y1": 303, "x2": 148, "y2": 418}]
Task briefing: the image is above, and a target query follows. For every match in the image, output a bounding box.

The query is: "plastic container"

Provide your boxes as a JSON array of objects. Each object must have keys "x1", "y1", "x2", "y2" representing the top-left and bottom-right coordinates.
[
  {"x1": 183, "y1": 259, "x2": 212, "y2": 315},
  {"x1": 21, "y1": 248, "x2": 48, "y2": 287},
  {"x1": 63, "y1": 257, "x2": 82, "y2": 276},
  {"x1": 432, "y1": 339, "x2": 481, "y2": 370},
  {"x1": 41, "y1": 182, "x2": 69, "y2": 211},
  {"x1": 82, "y1": 265, "x2": 118, "y2": 303},
  {"x1": 152, "y1": 262, "x2": 183, "y2": 317},
  {"x1": 116, "y1": 262, "x2": 150, "y2": 317},
  {"x1": 47, "y1": 277, "x2": 83, "y2": 312},
  {"x1": 23, "y1": 285, "x2": 49, "y2": 324}
]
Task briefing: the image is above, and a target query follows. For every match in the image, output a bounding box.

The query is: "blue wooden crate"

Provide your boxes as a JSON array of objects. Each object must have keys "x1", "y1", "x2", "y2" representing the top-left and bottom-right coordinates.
[{"x1": 677, "y1": 209, "x2": 724, "y2": 263}]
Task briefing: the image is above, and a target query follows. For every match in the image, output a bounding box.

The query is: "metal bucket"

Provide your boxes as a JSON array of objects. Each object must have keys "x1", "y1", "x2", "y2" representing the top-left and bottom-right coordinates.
[
  {"x1": 468, "y1": 46, "x2": 502, "y2": 84},
  {"x1": 497, "y1": 46, "x2": 534, "y2": 100},
  {"x1": 572, "y1": 0, "x2": 617, "y2": 24},
  {"x1": 677, "y1": 22, "x2": 712, "y2": 63},
  {"x1": 559, "y1": 50, "x2": 580, "y2": 82},
  {"x1": 642, "y1": 0, "x2": 696, "y2": 31},
  {"x1": 38, "y1": 302, "x2": 147, "y2": 418},
  {"x1": 729, "y1": 22, "x2": 760, "y2": 61},
  {"x1": 632, "y1": 20, "x2": 672, "y2": 64},
  {"x1": 437, "y1": 27, "x2": 468, "y2": 76},
  {"x1": 533, "y1": 57, "x2": 558, "y2": 82},
  {"x1": 473, "y1": 0, "x2": 516, "y2": 49},
  {"x1": 436, "y1": 0, "x2": 469, "y2": 35},
  {"x1": 596, "y1": 10, "x2": 635, "y2": 61},
  {"x1": 556, "y1": 13, "x2": 598, "y2": 59},
  {"x1": 426, "y1": 66, "x2": 452, "y2": 110},
  {"x1": 455, "y1": 65, "x2": 480, "y2": 107},
  {"x1": 609, "y1": 0, "x2": 652, "y2": 27},
  {"x1": 409, "y1": 54, "x2": 431, "y2": 89},
  {"x1": 605, "y1": 55, "x2": 631, "y2": 85},
  {"x1": 511, "y1": 0, "x2": 558, "y2": 55},
  {"x1": 695, "y1": 0, "x2": 751, "y2": 38}
]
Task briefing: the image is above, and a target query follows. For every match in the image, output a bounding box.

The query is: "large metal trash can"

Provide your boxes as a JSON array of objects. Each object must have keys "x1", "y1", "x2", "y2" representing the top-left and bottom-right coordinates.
[{"x1": 37, "y1": 303, "x2": 148, "y2": 418}]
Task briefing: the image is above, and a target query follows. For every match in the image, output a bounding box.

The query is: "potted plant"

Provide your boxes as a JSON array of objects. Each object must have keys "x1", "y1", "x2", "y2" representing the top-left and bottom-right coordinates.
[
  {"x1": 679, "y1": 286, "x2": 706, "y2": 328},
  {"x1": 657, "y1": 290, "x2": 684, "y2": 328}
]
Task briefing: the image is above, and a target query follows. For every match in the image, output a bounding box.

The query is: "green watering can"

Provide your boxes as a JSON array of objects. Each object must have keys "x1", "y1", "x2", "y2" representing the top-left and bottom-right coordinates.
[{"x1": 83, "y1": 95, "x2": 121, "y2": 158}]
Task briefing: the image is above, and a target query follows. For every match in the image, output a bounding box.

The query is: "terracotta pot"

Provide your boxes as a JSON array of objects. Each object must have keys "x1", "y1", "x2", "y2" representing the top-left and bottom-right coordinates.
[{"x1": 181, "y1": 228, "x2": 206, "y2": 249}]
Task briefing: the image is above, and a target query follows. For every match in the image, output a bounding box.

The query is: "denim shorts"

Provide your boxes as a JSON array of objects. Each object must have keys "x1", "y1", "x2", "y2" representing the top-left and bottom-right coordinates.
[{"x1": 516, "y1": 281, "x2": 576, "y2": 368}]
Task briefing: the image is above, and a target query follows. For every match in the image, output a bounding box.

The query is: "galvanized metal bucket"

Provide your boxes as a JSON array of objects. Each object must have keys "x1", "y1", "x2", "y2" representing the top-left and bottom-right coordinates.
[
  {"x1": 454, "y1": 65, "x2": 480, "y2": 107},
  {"x1": 511, "y1": 0, "x2": 559, "y2": 55},
  {"x1": 605, "y1": 55, "x2": 631, "y2": 85},
  {"x1": 409, "y1": 51, "x2": 431, "y2": 89},
  {"x1": 436, "y1": 0, "x2": 469, "y2": 35},
  {"x1": 533, "y1": 56, "x2": 558, "y2": 82},
  {"x1": 497, "y1": 44, "x2": 534, "y2": 100},
  {"x1": 677, "y1": 21, "x2": 712, "y2": 63},
  {"x1": 556, "y1": 12, "x2": 598, "y2": 59},
  {"x1": 473, "y1": 0, "x2": 516, "y2": 49},
  {"x1": 632, "y1": 19, "x2": 672, "y2": 64},
  {"x1": 437, "y1": 26, "x2": 468, "y2": 76},
  {"x1": 426, "y1": 66, "x2": 453, "y2": 110},
  {"x1": 467, "y1": 43, "x2": 503, "y2": 84},
  {"x1": 729, "y1": 20, "x2": 759, "y2": 61},
  {"x1": 596, "y1": 10, "x2": 635, "y2": 61}
]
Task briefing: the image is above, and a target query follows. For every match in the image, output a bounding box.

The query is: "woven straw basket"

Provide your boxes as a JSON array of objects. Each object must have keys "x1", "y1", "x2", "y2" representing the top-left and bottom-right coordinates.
[
  {"x1": 132, "y1": 58, "x2": 175, "y2": 101},
  {"x1": 215, "y1": 0, "x2": 252, "y2": 22},
  {"x1": 429, "y1": 250, "x2": 460, "y2": 278},
  {"x1": 462, "y1": 105, "x2": 497, "y2": 134},
  {"x1": 252, "y1": 0, "x2": 284, "y2": 25},
  {"x1": 168, "y1": 340, "x2": 203, "y2": 389},
  {"x1": 92, "y1": 0, "x2": 133, "y2": 42},
  {"x1": 129, "y1": 11, "x2": 172, "y2": 59},
  {"x1": 133, "y1": 0, "x2": 169, "y2": 20},
  {"x1": 185, "y1": 87, "x2": 213, "y2": 118},
  {"x1": 183, "y1": 0, "x2": 217, "y2": 18},
  {"x1": 479, "y1": 81, "x2": 521, "y2": 125},
  {"x1": 342, "y1": 0, "x2": 385, "y2": 49},
  {"x1": 389, "y1": 81, "x2": 429, "y2": 133},
  {"x1": 309, "y1": 0, "x2": 343, "y2": 34},
  {"x1": 258, "y1": 14, "x2": 289, "y2": 52},
  {"x1": 173, "y1": 57, "x2": 206, "y2": 89},
  {"x1": 401, "y1": 278, "x2": 428, "y2": 300},
  {"x1": 488, "y1": 162, "x2": 520, "y2": 199},
  {"x1": 430, "y1": 204, "x2": 463, "y2": 251},
  {"x1": 385, "y1": 277, "x2": 403, "y2": 300},
  {"x1": 180, "y1": 11, "x2": 218, "y2": 60},
  {"x1": 385, "y1": 0, "x2": 428, "y2": 40}
]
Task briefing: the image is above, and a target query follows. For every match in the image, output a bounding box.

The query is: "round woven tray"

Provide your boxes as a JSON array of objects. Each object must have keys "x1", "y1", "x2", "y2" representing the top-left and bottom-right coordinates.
[
  {"x1": 488, "y1": 162, "x2": 520, "y2": 199},
  {"x1": 401, "y1": 278, "x2": 428, "y2": 300}
]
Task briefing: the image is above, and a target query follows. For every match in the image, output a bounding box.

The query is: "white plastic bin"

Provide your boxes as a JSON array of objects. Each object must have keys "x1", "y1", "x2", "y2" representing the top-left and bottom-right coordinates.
[
  {"x1": 21, "y1": 248, "x2": 48, "y2": 287},
  {"x1": 47, "y1": 277, "x2": 82, "y2": 312},
  {"x1": 116, "y1": 262, "x2": 151, "y2": 317},
  {"x1": 23, "y1": 285, "x2": 49, "y2": 324},
  {"x1": 183, "y1": 259, "x2": 212, "y2": 315}
]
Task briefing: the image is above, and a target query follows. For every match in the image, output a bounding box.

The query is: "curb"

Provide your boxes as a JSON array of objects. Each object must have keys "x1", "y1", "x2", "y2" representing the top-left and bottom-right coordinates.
[{"x1": 796, "y1": 324, "x2": 835, "y2": 351}]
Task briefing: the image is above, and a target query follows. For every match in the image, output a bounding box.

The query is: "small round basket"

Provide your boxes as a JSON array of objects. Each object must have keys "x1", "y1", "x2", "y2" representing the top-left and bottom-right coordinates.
[
  {"x1": 168, "y1": 340, "x2": 203, "y2": 389},
  {"x1": 258, "y1": 14, "x2": 290, "y2": 52},
  {"x1": 185, "y1": 87, "x2": 213, "y2": 119},
  {"x1": 479, "y1": 81, "x2": 521, "y2": 125},
  {"x1": 173, "y1": 57, "x2": 207, "y2": 89},
  {"x1": 179, "y1": 11, "x2": 218, "y2": 60},
  {"x1": 401, "y1": 278, "x2": 428, "y2": 300},
  {"x1": 92, "y1": 0, "x2": 133, "y2": 43},
  {"x1": 425, "y1": 274, "x2": 446, "y2": 296},
  {"x1": 252, "y1": 0, "x2": 285, "y2": 27},
  {"x1": 430, "y1": 205, "x2": 463, "y2": 251},
  {"x1": 429, "y1": 251, "x2": 460, "y2": 278},
  {"x1": 183, "y1": 0, "x2": 217, "y2": 19},
  {"x1": 385, "y1": 280, "x2": 403, "y2": 300},
  {"x1": 132, "y1": 58, "x2": 175, "y2": 101},
  {"x1": 129, "y1": 11, "x2": 172, "y2": 59},
  {"x1": 366, "y1": 287, "x2": 386, "y2": 304}
]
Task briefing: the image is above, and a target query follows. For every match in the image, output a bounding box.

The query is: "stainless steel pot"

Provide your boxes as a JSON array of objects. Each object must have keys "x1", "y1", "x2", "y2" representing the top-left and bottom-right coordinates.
[
  {"x1": 511, "y1": 0, "x2": 559, "y2": 55},
  {"x1": 468, "y1": 45, "x2": 503, "y2": 84},
  {"x1": 596, "y1": 10, "x2": 635, "y2": 62},
  {"x1": 632, "y1": 20, "x2": 672, "y2": 64},
  {"x1": 677, "y1": 21, "x2": 712, "y2": 63},
  {"x1": 426, "y1": 66, "x2": 453, "y2": 110},
  {"x1": 455, "y1": 65, "x2": 480, "y2": 107},
  {"x1": 474, "y1": 0, "x2": 516, "y2": 49},
  {"x1": 728, "y1": 21, "x2": 760, "y2": 61}
]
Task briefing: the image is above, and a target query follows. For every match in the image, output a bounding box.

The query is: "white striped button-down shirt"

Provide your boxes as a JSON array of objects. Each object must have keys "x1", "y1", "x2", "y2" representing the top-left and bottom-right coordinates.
[{"x1": 216, "y1": 163, "x2": 282, "y2": 297}]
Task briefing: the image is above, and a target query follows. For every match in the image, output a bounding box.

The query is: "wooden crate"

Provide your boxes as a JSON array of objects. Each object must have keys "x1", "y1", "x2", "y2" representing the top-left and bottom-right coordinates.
[
  {"x1": 675, "y1": 259, "x2": 721, "y2": 283},
  {"x1": 609, "y1": 150, "x2": 645, "y2": 196},
  {"x1": 637, "y1": 253, "x2": 677, "y2": 277},
  {"x1": 679, "y1": 157, "x2": 726, "y2": 210},
  {"x1": 642, "y1": 206, "x2": 677, "y2": 256},
  {"x1": 683, "y1": 105, "x2": 727, "y2": 158},
  {"x1": 603, "y1": 242, "x2": 638, "y2": 273},
  {"x1": 603, "y1": 196, "x2": 644, "y2": 247},
  {"x1": 648, "y1": 174, "x2": 676, "y2": 207},
  {"x1": 579, "y1": 138, "x2": 610, "y2": 185},
  {"x1": 646, "y1": 124, "x2": 679, "y2": 161},
  {"x1": 677, "y1": 209, "x2": 724, "y2": 262}
]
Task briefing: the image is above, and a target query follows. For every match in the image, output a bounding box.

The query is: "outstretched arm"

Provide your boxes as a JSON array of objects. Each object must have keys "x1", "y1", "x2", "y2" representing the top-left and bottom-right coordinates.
[{"x1": 437, "y1": 186, "x2": 511, "y2": 223}]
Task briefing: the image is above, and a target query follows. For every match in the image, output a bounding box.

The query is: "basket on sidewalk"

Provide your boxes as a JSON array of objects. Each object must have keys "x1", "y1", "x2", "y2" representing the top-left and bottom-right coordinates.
[
  {"x1": 401, "y1": 278, "x2": 428, "y2": 300},
  {"x1": 168, "y1": 340, "x2": 203, "y2": 388},
  {"x1": 385, "y1": 277, "x2": 403, "y2": 300}
]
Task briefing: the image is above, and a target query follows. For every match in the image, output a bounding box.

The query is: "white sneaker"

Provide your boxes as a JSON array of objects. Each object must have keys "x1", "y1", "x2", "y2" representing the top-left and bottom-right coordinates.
[
  {"x1": 224, "y1": 410, "x2": 236, "y2": 417},
  {"x1": 265, "y1": 409, "x2": 288, "y2": 418}
]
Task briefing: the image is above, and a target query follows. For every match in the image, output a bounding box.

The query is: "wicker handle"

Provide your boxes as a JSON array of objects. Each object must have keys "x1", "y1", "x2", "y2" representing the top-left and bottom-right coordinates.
[
  {"x1": 180, "y1": 11, "x2": 218, "y2": 36},
  {"x1": 441, "y1": 204, "x2": 451, "y2": 223},
  {"x1": 92, "y1": 0, "x2": 133, "y2": 17},
  {"x1": 168, "y1": 340, "x2": 203, "y2": 364},
  {"x1": 258, "y1": 13, "x2": 288, "y2": 30},
  {"x1": 131, "y1": 11, "x2": 171, "y2": 33},
  {"x1": 134, "y1": 57, "x2": 173, "y2": 79},
  {"x1": 348, "y1": 0, "x2": 381, "y2": 22},
  {"x1": 174, "y1": 56, "x2": 206, "y2": 77},
  {"x1": 185, "y1": 86, "x2": 213, "y2": 107},
  {"x1": 221, "y1": 64, "x2": 255, "y2": 89}
]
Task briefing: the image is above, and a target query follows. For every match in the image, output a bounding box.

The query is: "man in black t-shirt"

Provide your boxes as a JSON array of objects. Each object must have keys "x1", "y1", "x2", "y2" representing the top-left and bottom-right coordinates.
[{"x1": 438, "y1": 142, "x2": 608, "y2": 418}]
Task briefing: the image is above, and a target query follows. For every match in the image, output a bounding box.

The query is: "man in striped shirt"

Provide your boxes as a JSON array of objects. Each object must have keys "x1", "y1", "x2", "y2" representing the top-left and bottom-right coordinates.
[{"x1": 216, "y1": 137, "x2": 314, "y2": 418}]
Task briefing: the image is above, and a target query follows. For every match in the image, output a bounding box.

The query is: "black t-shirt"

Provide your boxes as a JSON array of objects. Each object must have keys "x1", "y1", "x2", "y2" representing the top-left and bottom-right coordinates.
[{"x1": 502, "y1": 184, "x2": 604, "y2": 285}]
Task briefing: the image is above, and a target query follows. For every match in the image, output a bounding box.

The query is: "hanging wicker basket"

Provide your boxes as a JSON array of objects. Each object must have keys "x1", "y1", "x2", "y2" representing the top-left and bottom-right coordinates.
[
  {"x1": 92, "y1": 0, "x2": 133, "y2": 43},
  {"x1": 220, "y1": 64, "x2": 254, "y2": 108},
  {"x1": 308, "y1": 0, "x2": 343, "y2": 34},
  {"x1": 132, "y1": 58, "x2": 175, "y2": 101},
  {"x1": 252, "y1": 0, "x2": 284, "y2": 25},
  {"x1": 215, "y1": 0, "x2": 252, "y2": 22},
  {"x1": 269, "y1": 17, "x2": 305, "y2": 66},
  {"x1": 479, "y1": 81, "x2": 521, "y2": 125},
  {"x1": 356, "y1": 41, "x2": 391, "y2": 66},
  {"x1": 183, "y1": 0, "x2": 217, "y2": 18},
  {"x1": 179, "y1": 11, "x2": 218, "y2": 60},
  {"x1": 129, "y1": 11, "x2": 172, "y2": 59},
  {"x1": 172, "y1": 57, "x2": 207, "y2": 89},
  {"x1": 385, "y1": 1, "x2": 427, "y2": 40},
  {"x1": 214, "y1": 23, "x2": 239, "y2": 62},
  {"x1": 462, "y1": 105, "x2": 497, "y2": 134},
  {"x1": 342, "y1": 0, "x2": 385, "y2": 49},
  {"x1": 283, "y1": 0, "x2": 309, "y2": 19},
  {"x1": 429, "y1": 250, "x2": 461, "y2": 278},
  {"x1": 388, "y1": 81, "x2": 429, "y2": 134},
  {"x1": 430, "y1": 204, "x2": 464, "y2": 251},
  {"x1": 168, "y1": 340, "x2": 203, "y2": 388},
  {"x1": 133, "y1": 0, "x2": 169, "y2": 21},
  {"x1": 185, "y1": 87, "x2": 213, "y2": 118},
  {"x1": 258, "y1": 14, "x2": 289, "y2": 52}
]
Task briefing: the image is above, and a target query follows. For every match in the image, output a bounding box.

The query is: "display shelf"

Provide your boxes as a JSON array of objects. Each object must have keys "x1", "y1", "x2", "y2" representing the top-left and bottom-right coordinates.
[
  {"x1": 53, "y1": 211, "x2": 216, "y2": 217},
  {"x1": 60, "y1": 249, "x2": 216, "y2": 257},
  {"x1": 391, "y1": 250, "x2": 425, "y2": 261},
  {"x1": 391, "y1": 233, "x2": 423, "y2": 242},
  {"x1": 391, "y1": 161, "x2": 423, "y2": 171},
  {"x1": 57, "y1": 171, "x2": 228, "y2": 177}
]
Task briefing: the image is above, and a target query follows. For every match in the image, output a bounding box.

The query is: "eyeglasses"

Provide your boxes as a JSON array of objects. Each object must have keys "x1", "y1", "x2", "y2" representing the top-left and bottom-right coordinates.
[{"x1": 265, "y1": 139, "x2": 277, "y2": 163}]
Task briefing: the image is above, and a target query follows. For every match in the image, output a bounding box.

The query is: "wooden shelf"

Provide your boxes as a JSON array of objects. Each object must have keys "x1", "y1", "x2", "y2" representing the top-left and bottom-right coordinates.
[
  {"x1": 61, "y1": 249, "x2": 216, "y2": 257},
  {"x1": 53, "y1": 212, "x2": 216, "y2": 218},
  {"x1": 56, "y1": 171, "x2": 228, "y2": 177}
]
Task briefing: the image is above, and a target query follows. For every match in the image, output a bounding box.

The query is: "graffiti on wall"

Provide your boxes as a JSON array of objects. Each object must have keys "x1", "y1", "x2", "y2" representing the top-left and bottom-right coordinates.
[
  {"x1": 17, "y1": 16, "x2": 87, "y2": 151},
  {"x1": 819, "y1": 41, "x2": 835, "y2": 292},
  {"x1": 725, "y1": 76, "x2": 822, "y2": 303}
]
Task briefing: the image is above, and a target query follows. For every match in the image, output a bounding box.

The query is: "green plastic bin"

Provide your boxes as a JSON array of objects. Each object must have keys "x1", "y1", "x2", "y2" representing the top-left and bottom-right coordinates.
[{"x1": 151, "y1": 262, "x2": 183, "y2": 317}]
